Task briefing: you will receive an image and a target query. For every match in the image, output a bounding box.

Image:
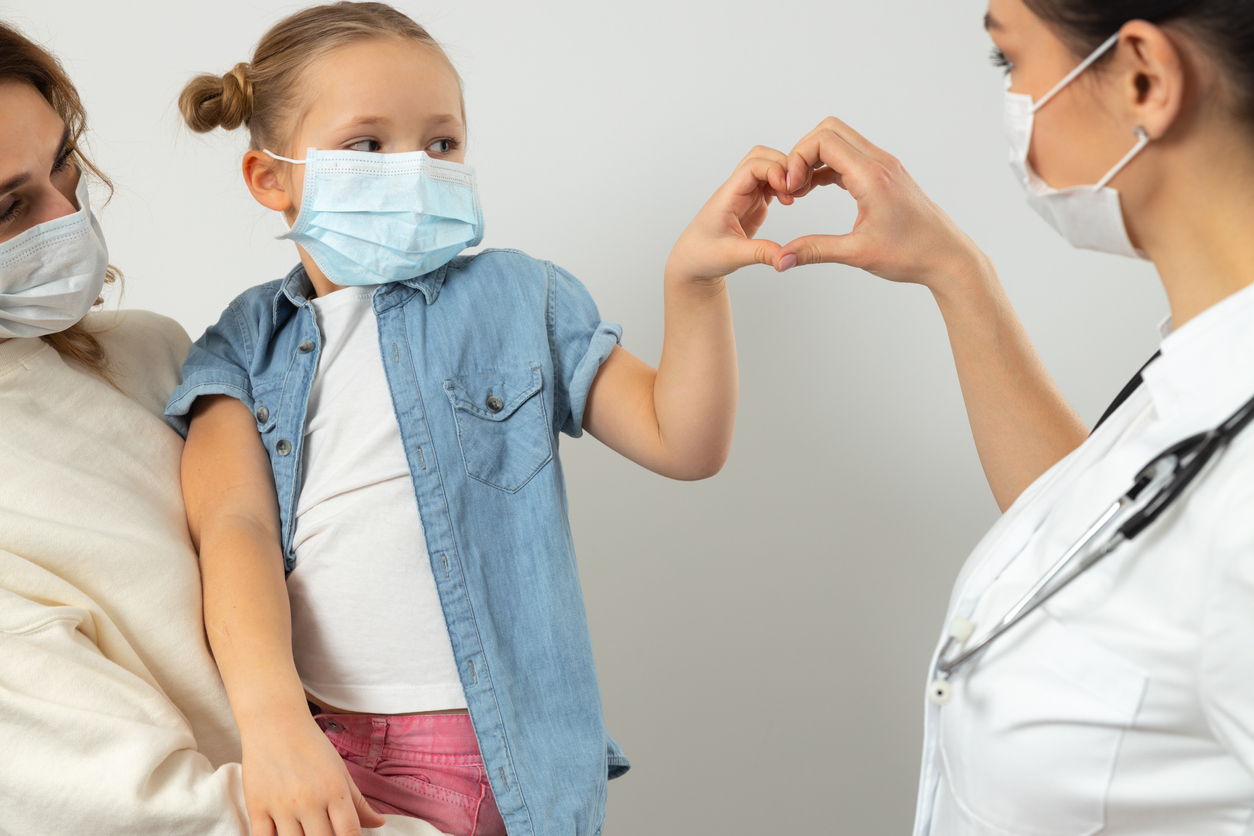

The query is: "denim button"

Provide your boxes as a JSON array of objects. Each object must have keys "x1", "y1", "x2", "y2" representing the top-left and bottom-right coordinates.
[
  {"x1": 486, "y1": 395, "x2": 504, "y2": 413},
  {"x1": 298, "y1": 340, "x2": 315, "y2": 354},
  {"x1": 276, "y1": 439, "x2": 292, "y2": 456},
  {"x1": 255, "y1": 406, "x2": 269, "y2": 424}
]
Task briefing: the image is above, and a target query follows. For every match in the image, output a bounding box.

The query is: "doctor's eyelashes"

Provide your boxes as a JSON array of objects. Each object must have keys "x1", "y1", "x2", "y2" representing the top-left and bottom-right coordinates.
[{"x1": 989, "y1": 47, "x2": 1013, "y2": 71}]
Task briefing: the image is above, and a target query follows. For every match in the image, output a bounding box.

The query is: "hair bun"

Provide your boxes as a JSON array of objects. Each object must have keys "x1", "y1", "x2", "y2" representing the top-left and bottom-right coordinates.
[{"x1": 178, "y1": 62, "x2": 254, "y2": 133}]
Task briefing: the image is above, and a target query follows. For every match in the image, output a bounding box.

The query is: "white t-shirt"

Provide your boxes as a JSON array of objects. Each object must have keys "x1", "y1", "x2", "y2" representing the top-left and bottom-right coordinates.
[{"x1": 287, "y1": 287, "x2": 467, "y2": 714}]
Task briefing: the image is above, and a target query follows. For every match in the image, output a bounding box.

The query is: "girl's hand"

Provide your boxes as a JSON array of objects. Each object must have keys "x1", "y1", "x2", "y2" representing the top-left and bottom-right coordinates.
[
  {"x1": 773, "y1": 117, "x2": 989, "y2": 290},
  {"x1": 242, "y1": 715, "x2": 386, "y2": 836},
  {"x1": 665, "y1": 146, "x2": 791, "y2": 284}
]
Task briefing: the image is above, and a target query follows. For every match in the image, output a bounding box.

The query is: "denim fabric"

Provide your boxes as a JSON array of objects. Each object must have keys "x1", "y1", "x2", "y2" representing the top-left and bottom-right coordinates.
[{"x1": 166, "y1": 249, "x2": 628, "y2": 836}]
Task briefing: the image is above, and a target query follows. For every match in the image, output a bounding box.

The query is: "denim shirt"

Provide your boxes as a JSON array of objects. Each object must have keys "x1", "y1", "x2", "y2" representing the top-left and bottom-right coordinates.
[{"x1": 166, "y1": 249, "x2": 629, "y2": 836}]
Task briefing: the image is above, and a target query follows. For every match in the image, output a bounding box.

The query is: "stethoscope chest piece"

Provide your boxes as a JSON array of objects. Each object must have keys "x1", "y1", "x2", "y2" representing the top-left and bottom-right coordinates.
[{"x1": 928, "y1": 678, "x2": 954, "y2": 706}]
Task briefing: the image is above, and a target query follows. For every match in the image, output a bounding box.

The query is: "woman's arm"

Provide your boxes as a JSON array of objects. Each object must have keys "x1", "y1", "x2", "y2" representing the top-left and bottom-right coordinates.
[
  {"x1": 774, "y1": 117, "x2": 1086, "y2": 511},
  {"x1": 182, "y1": 394, "x2": 384, "y2": 836},
  {"x1": 582, "y1": 147, "x2": 790, "y2": 480}
]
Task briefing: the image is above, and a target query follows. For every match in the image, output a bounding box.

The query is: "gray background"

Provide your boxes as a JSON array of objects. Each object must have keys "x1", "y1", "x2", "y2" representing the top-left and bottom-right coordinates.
[{"x1": 3, "y1": 0, "x2": 1166, "y2": 833}]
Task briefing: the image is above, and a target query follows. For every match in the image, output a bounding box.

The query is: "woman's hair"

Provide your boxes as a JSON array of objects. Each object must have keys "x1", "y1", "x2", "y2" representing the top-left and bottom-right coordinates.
[
  {"x1": 178, "y1": 1, "x2": 463, "y2": 151},
  {"x1": 1023, "y1": 1, "x2": 1254, "y2": 123},
  {"x1": 0, "y1": 20, "x2": 118, "y2": 378}
]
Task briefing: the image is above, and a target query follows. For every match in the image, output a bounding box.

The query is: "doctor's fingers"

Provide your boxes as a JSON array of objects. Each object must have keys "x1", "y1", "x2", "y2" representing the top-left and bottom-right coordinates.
[
  {"x1": 784, "y1": 124, "x2": 900, "y2": 199},
  {"x1": 778, "y1": 166, "x2": 845, "y2": 204},
  {"x1": 722, "y1": 151, "x2": 789, "y2": 199},
  {"x1": 775, "y1": 232, "x2": 864, "y2": 271}
]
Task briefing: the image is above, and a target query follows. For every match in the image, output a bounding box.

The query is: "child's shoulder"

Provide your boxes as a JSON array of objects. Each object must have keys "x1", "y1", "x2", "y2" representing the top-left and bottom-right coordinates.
[{"x1": 449, "y1": 247, "x2": 552, "y2": 278}]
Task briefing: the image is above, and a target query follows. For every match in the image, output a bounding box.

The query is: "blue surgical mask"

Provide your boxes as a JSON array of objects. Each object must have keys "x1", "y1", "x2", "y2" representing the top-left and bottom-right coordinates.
[{"x1": 265, "y1": 148, "x2": 484, "y2": 287}]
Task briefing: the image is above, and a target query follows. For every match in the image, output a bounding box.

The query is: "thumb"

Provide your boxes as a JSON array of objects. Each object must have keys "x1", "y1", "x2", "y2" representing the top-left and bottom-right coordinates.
[
  {"x1": 351, "y1": 780, "x2": 387, "y2": 829},
  {"x1": 775, "y1": 233, "x2": 861, "y2": 271},
  {"x1": 731, "y1": 237, "x2": 782, "y2": 270}
]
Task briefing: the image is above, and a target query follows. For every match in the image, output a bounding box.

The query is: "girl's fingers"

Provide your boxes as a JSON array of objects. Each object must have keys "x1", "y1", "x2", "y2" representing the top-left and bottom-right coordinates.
[
  {"x1": 350, "y1": 779, "x2": 386, "y2": 829},
  {"x1": 775, "y1": 233, "x2": 862, "y2": 269},
  {"x1": 784, "y1": 124, "x2": 872, "y2": 197},
  {"x1": 732, "y1": 237, "x2": 783, "y2": 269},
  {"x1": 273, "y1": 815, "x2": 307, "y2": 836},
  {"x1": 250, "y1": 813, "x2": 278, "y2": 836},
  {"x1": 725, "y1": 154, "x2": 788, "y2": 198}
]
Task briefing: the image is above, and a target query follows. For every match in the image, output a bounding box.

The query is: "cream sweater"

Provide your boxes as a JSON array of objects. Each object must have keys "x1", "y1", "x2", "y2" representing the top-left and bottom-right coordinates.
[{"x1": 0, "y1": 310, "x2": 441, "y2": 836}]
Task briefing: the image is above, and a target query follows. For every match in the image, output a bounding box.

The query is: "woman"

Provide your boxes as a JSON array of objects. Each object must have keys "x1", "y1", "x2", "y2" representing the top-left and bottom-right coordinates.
[
  {"x1": 771, "y1": 0, "x2": 1254, "y2": 833},
  {"x1": 0, "y1": 20, "x2": 435, "y2": 836}
]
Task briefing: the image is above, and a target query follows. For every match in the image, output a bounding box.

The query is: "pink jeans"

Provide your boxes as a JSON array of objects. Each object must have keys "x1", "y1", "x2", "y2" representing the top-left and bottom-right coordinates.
[{"x1": 314, "y1": 712, "x2": 507, "y2": 836}]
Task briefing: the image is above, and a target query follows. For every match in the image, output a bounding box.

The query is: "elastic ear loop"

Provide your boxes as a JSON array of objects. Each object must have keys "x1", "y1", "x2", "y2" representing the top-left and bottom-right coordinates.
[
  {"x1": 1095, "y1": 127, "x2": 1151, "y2": 190},
  {"x1": 1032, "y1": 31, "x2": 1122, "y2": 111},
  {"x1": 263, "y1": 149, "x2": 307, "y2": 165}
]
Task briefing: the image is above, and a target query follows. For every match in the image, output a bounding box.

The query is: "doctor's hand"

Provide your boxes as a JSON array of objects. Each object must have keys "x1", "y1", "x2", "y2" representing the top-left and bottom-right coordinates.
[
  {"x1": 773, "y1": 117, "x2": 991, "y2": 292},
  {"x1": 665, "y1": 145, "x2": 791, "y2": 284}
]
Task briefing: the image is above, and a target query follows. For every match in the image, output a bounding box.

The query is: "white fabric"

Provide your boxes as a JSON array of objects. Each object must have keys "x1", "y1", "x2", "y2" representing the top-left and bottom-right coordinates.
[
  {"x1": 0, "y1": 309, "x2": 449, "y2": 836},
  {"x1": 915, "y1": 281, "x2": 1254, "y2": 836},
  {"x1": 289, "y1": 287, "x2": 466, "y2": 714}
]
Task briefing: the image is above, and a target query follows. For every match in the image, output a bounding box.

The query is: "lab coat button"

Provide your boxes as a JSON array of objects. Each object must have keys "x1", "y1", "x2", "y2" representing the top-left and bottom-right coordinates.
[
  {"x1": 276, "y1": 439, "x2": 293, "y2": 456},
  {"x1": 927, "y1": 679, "x2": 953, "y2": 706},
  {"x1": 486, "y1": 395, "x2": 504, "y2": 413},
  {"x1": 256, "y1": 406, "x2": 269, "y2": 424},
  {"x1": 298, "y1": 340, "x2": 315, "y2": 354}
]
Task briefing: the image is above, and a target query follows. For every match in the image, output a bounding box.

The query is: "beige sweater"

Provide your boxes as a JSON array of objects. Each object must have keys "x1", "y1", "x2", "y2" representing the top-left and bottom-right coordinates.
[{"x1": 0, "y1": 310, "x2": 440, "y2": 836}]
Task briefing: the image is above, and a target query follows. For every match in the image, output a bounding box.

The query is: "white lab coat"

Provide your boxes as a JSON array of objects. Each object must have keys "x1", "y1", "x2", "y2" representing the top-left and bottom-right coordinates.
[{"x1": 914, "y1": 282, "x2": 1254, "y2": 836}]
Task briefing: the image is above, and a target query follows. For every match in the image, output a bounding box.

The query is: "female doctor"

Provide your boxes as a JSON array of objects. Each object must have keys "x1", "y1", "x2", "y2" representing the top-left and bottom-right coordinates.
[{"x1": 771, "y1": 0, "x2": 1254, "y2": 833}]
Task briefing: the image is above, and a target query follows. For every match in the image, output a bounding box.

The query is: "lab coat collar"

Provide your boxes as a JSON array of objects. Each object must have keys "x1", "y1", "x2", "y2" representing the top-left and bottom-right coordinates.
[{"x1": 1142, "y1": 281, "x2": 1254, "y2": 426}]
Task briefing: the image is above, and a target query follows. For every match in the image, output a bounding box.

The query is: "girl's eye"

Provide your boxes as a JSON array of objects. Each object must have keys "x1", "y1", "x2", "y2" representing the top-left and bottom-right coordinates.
[
  {"x1": 347, "y1": 139, "x2": 382, "y2": 153},
  {"x1": 427, "y1": 138, "x2": 458, "y2": 155},
  {"x1": 989, "y1": 47, "x2": 1014, "y2": 71}
]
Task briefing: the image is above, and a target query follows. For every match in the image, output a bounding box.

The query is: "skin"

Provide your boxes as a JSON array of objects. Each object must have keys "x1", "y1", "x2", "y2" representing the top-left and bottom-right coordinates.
[
  {"x1": 0, "y1": 82, "x2": 81, "y2": 345},
  {"x1": 766, "y1": 0, "x2": 1254, "y2": 511},
  {"x1": 182, "y1": 36, "x2": 790, "y2": 836}
]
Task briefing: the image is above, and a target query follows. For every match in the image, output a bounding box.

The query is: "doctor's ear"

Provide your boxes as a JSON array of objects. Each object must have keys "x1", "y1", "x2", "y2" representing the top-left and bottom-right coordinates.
[
  {"x1": 242, "y1": 150, "x2": 294, "y2": 213},
  {"x1": 1116, "y1": 21, "x2": 1186, "y2": 142}
]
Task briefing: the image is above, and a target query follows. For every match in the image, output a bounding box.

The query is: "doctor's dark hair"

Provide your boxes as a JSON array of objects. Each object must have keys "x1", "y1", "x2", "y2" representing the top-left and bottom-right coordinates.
[
  {"x1": 1022, "y1": 0, "x2": 1254, "y2": 122},
  {"x1": 0, "y1": 20, "x2": 118, "y2": 378},
  {"x1": 178, "y1": 2, "x2": 464, "y2": 151}
]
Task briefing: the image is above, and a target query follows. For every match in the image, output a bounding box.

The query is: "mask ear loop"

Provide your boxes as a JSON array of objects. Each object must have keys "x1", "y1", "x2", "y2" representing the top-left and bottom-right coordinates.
[
  {"x1": 1095, "y1": 126, "x2": 1151, "y2": 190},
  {"x1": 263, "y1": 149, "x2": 307, "y2": 165},
  {"x1": 1031, "y1": 31, "x2": 1122, "y2": 112}
]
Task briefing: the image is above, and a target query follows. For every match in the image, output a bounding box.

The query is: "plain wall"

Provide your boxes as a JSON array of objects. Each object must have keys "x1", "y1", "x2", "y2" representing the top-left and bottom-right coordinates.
[{"x1": 2, "y1": 0, "x2": 1167, "y2": 833}]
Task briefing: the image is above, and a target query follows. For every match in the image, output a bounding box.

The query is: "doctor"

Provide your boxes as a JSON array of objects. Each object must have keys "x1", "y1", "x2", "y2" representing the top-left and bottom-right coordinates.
[{"x1": 772, "y1": 0, "x2": 1254, "y2": 833}]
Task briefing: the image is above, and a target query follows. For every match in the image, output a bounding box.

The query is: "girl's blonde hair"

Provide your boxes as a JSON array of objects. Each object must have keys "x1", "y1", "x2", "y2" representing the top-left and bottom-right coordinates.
[
  {"x1": 0, "y1": 19, "x2": 120, "y2": 379},
  {"x1": 178, "y1": 1, "x2": 463, "y2": 151}
]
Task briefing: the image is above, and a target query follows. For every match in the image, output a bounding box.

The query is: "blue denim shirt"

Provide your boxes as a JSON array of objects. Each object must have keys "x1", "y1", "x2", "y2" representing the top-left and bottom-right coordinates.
[{"x1": 166, "y1": 249, "x2": 629, "y2": 836}]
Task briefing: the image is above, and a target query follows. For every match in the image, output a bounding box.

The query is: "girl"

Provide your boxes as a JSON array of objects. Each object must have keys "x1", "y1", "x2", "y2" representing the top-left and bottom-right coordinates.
[{"x1": 170, "y1": 4, "x2": 791, "y2": 836}]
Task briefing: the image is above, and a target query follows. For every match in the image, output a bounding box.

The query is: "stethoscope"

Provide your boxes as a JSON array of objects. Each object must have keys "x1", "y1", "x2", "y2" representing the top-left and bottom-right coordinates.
[{"x1": 927, "y1": 387, "x2": 1254, "y2": 706}]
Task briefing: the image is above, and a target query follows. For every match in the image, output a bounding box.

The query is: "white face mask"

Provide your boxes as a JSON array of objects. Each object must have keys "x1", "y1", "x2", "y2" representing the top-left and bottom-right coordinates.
[
  {"x1": 0, "y1": 173, "x2": 109, "y2": 338},
  {"x1": 1004, "y1": 31, "x2": 1151, "y2": 259}
]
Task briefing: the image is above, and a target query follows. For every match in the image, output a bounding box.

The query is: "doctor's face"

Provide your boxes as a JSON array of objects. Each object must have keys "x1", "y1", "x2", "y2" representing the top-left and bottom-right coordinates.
[
  {"x1": 0, "y1": 82, "x2": 80, "y2": 245},
  {"x1": 985, "y1": 0, "x2": 1142, "y2": 190}
]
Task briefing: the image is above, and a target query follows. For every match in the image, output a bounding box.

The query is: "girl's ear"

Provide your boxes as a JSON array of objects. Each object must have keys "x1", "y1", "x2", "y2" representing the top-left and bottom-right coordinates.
[{"x1": 242, "y1": 150, "x2": 293, "y2": 212}]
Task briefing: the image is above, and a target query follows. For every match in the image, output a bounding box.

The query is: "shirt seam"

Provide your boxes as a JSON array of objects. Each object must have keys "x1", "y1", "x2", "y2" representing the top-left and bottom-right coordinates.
[{"x1": 0, "y1": 341, "x2": 52, "y2": 379}]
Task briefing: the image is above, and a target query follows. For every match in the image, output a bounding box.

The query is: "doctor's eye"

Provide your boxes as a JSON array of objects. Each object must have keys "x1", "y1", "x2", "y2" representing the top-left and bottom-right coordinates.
[
  {"x1": 347, "y1": 138, "x2": 382, "y2": 153},
  {"x1": 0, "y1": 199, "x2": 20, "y2": 225},
  {"x1": 989, "y1": 47, "x2": 1014, "y2": 71},
  {"x1": 52, "y1": 145, "x2": 74, "y2": 174},
  {"x1": 427, "y1": 138, "x2": 460, "y2": 155}
]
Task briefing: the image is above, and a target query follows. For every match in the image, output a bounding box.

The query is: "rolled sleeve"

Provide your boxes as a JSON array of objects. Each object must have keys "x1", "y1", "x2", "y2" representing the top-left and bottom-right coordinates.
[
  {"x1": 548, "y1": 263, "x2": 622, "y2": 438},
  {"x1": 164, "y1": 302, "x2": 257, "y2": 438}
]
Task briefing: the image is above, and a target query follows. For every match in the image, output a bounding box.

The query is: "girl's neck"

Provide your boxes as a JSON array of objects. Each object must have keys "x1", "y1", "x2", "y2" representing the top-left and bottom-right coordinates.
[
  {"x1": 295, "y1": 244, "x2": 346, "y2": 299},
  {"x1": 1135, "y1": 125, "x2": 1254, "y2": 329}
]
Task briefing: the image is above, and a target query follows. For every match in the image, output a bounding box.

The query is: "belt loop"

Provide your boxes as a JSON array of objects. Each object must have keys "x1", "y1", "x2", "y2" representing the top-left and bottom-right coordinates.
[{"x1": 364, "y1": 716, "x2": 388, "y2": 769}]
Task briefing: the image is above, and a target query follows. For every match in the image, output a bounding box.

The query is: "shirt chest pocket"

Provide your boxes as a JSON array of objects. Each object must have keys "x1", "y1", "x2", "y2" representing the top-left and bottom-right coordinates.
[
  {"x1": 443, "y1": 363, "x2": 553, "y2": 493},
  {"x1": 939, "y1": 614, "x2": 1148, "y2": 836}
]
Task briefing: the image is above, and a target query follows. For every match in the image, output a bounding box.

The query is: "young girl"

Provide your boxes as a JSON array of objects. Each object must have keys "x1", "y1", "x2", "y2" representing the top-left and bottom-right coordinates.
[{"x1": 170, "y1": 4, "x2": 791, "y2": 835}]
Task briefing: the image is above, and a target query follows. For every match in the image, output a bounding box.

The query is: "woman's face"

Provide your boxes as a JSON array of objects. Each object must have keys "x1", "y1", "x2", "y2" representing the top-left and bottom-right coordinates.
[
  {"x1": 0, "y1": 82, "x2": 80, "y2": 245},
  {"x1": 986, "y1": 0, "x2": 1141, "y2": 189}
]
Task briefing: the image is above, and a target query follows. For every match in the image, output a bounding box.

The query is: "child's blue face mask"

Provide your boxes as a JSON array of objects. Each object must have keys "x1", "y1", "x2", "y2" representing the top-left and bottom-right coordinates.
[{"x1": 265, "y1": 148, "x2": 484, "y2": 287}]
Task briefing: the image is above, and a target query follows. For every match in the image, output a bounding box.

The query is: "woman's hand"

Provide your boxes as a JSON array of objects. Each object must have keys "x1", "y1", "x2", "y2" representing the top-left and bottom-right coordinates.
[
  {"x1": 664, "y1": 145, "x2": 791, "y2": 284},
  {"x1": 773, "y1": 117, "x2": 990, "y2": 291},
  {"x1": 241, "y1": 714, "x2": 385, "y2": 836}
]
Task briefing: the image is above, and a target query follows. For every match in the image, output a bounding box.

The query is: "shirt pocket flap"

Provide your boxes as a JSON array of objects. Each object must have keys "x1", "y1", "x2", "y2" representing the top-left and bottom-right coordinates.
[
  {"x1": 251, "y1": 387, "x2": 281, "y2": 433},
  {"x1": 443, "y1": 364, "x2": 544, "y2": 422}
]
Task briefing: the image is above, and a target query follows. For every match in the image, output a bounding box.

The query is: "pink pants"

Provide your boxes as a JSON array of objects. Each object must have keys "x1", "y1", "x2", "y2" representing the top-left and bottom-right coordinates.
[{"x1": 314, "y1": 712, "x2": 507, "y2": 836}]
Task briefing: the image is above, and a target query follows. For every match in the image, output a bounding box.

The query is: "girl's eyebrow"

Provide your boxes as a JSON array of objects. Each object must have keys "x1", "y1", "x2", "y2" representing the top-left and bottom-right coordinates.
[{"x1": 0, "y1": 125, "x2": 70, "y2": 197}]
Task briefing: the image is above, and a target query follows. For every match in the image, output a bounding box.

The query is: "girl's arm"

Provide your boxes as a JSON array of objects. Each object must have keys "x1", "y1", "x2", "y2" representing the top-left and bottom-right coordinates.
[
  {"x1": 182, "y1": 394, "x2": 385, "y2": 836},
  {"x1": 582, "y1": 147, "x2": 791, "y2": 480},
  {"x1": 774, "y1": 117, "x2": 1086, "y2": 511}
]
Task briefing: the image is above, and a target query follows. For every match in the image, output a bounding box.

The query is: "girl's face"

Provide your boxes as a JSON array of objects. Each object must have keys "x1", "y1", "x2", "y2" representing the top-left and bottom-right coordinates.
[
  {"x1": 274, "y1": 37, "x2": 466, "y2": 222},
  {"x1": 0, "y1": 82, "x2": 80, "y2": 245},
  {"x1": 986, "y1": 0, "x2": 1141, "y2": 189}
]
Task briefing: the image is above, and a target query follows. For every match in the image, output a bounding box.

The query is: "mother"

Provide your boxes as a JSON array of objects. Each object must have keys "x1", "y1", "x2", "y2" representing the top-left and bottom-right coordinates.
[
  {"x1": 774, "y1": 0, "x2": 1254, "y2": 833},
  {"x1": 0, "y1": 20, "x2": 435, "y2": 836}
]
